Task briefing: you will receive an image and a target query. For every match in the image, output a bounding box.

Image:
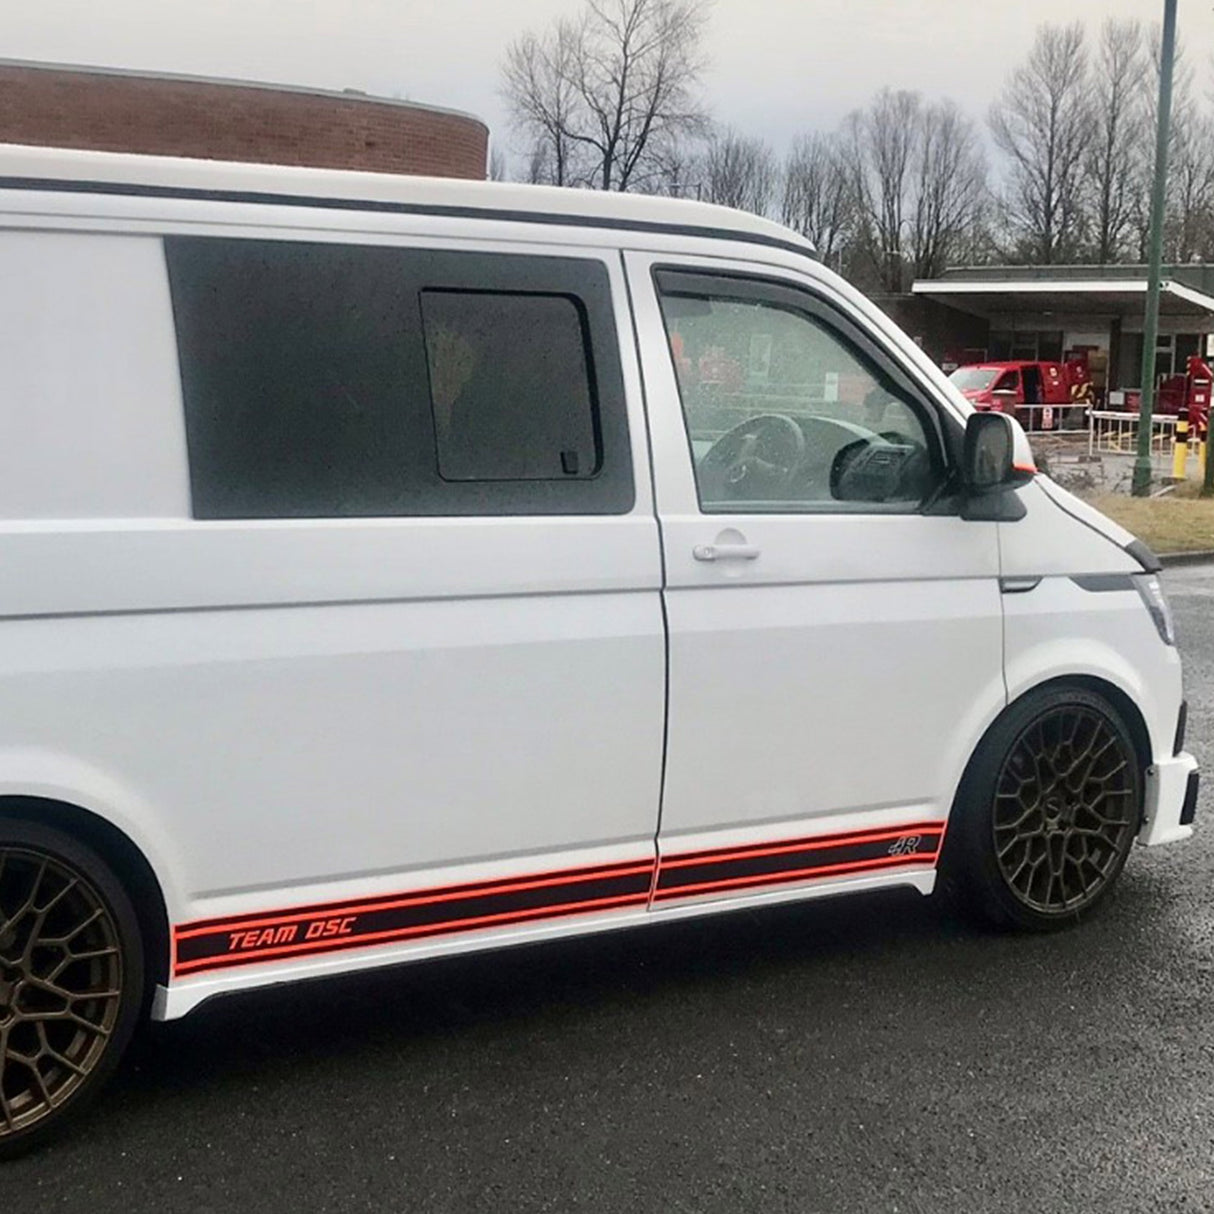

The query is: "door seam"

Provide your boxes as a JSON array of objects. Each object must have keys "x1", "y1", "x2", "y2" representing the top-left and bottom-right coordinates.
[
  {"x1": 997, "y1": 519, "x2": 1010, "y2": 708},
  {"x1": 619, "y1": 249, "x2": 670, "y2": 907}
]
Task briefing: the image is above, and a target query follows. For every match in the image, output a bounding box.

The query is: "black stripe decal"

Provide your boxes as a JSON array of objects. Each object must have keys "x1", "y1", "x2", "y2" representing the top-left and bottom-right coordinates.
[
  {"x1": 174, "y1": 866, "x2": 653, "y2": 975},
  {"x1": 1126, "y1": 538, "x2": 1163, "y2": 573},
  {"x1": 172, "y1": 824, "x2": 946, "y2": 977},
  {"x1": 655, "y1": 827, "x2": 944, "y2": 900},
  {"x1": 1071, "y1": 573, "x2": 1136, "y2": 593},
  {"x1": 177, "y1": 856, "x2": 645, "y2": 934},
  {"x1": 0, "y1": 175, "x2": 818, "y2": 261}
]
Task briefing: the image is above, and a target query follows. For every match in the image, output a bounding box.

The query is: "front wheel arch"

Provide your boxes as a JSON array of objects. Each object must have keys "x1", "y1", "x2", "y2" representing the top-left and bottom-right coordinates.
[
  {"x1": 997, "y1": 675, "x2": 1153, "y2": 793},
  {"x1": 942, "y1": 678, "x2": 1149, "y2": 929}
]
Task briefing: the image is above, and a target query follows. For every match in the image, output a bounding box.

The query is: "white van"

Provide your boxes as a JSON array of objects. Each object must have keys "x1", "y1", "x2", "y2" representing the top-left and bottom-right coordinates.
[{"x1": 0, "y1": 144, "x2": 1198, "y2": 1153}]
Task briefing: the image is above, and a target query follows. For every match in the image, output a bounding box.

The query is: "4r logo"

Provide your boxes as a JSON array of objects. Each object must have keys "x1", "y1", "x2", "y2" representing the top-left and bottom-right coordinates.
[{"x1": 888, "y1": 834, "x2": 922, "y2": 856}]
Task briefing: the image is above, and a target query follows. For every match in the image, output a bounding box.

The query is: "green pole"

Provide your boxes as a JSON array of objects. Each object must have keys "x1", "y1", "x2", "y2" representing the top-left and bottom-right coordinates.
[{"x1": 1132, "y1": 0, "x2": 1177, "y2": 496}]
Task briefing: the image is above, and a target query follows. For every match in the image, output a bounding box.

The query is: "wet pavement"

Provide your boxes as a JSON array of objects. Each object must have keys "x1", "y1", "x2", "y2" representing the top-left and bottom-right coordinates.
[{"x1": 8, "y1": 569, "x2": 1214, "y2": 1212}]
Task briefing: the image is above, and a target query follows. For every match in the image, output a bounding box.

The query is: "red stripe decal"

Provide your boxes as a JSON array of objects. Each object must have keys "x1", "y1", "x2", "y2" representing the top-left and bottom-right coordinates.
[
  {"x1": 658, "y1": 824, "x2": 944, "y2": 870},
  {"x1": 174, "y1": 889, "x2": 650, "y2": 975},
  {"x1": 176, "y1": 855, "x2": 653, "y2": 934},
  {"x1": 175, "y1": 861, "x2": 655, "y2": 940},
  {"x1": 170, "y1": 821, "x2": 945, "y2": 979},
  {"x1": 653, "y1": 851, "x2": 941, "y2": 901}
]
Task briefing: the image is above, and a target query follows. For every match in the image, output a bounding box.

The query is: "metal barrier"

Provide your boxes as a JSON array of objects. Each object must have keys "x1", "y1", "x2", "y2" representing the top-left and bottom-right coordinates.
[
  {"x1": 1088, "y1": 409, "x2": 1201, "y2": 469},
  {"x1": 1012, "y1": 402, "x2": 1089, "y2": 433}
]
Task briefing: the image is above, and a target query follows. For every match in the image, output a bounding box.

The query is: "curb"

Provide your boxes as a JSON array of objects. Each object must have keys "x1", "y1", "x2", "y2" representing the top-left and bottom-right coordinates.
[{"x1": 1158, "y1": 549, "x2": 1214, "y2": 567}]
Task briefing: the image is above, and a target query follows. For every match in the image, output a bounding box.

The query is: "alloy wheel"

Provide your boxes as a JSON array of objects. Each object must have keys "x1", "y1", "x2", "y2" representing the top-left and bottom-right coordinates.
[
  {"x1": 991, "y1": 705, "x2": 1138, "y2": 915},
  {"x1": 0, "y1": 847, "x2": 123, "y2": 1138}
]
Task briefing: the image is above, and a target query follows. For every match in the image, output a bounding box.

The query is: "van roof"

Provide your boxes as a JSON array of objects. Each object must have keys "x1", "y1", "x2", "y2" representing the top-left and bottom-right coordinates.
[{"x1": 0, "y1": 143, "x2": 816, "y2": 258}]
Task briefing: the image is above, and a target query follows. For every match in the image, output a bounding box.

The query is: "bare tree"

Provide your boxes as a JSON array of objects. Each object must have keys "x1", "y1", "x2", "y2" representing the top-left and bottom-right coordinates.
[
  {"x1": 701, "y1": 128, "x2": 776, "y2": 215},
  {"x1": 488, "y1": 146, "x2": 509, "y2": 182},
  {"x1": 1129, "y1": 25, "x2": 1170, "y2": 258},
  {"x1": 1166, "y1": 113, "x2": 1214, "y2": 261},
  {"x1": 1126, "y1": 27, "x2": 1210, "y2": 262},
  {"x1": 842, "y1": 90, "x2": 987, "y2": 290},
  {"x1": 501, "y1": 0, "x2": 710, "y2": 192},
  {"x1": 781, "y1": 131, "x2": 854, "y2": 265},
  {"x1": 989, "y1": 23, "x2": 1093, "y2": 263},
  {"x1": 1085, "y1": 19, "x2": 1147, "y2": 263},
  {"x1": 908, "y1": 100, "x2": 988, "y2": 280},
  {"x1": 844, "y1": 89, "x2": 922, "y2": 291},
  {"x1": 646, "y1": 136, "x2": 703, "y2": 198},
  {"x1": 949, "y1": 197, "x2": 1002, "y2": 267},
  {"x1": 503, "y1": 20, "x2": 584, "y2": 186}
]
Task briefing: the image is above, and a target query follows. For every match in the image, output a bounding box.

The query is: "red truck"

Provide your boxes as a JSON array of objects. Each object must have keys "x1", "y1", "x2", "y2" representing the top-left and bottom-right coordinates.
[
  {"x1": 1111, "y1": 356, "x2": 1212, "y2": 428},
  {"x1": 947, "y1": 359, "x2": 1092, "y2": 431}
]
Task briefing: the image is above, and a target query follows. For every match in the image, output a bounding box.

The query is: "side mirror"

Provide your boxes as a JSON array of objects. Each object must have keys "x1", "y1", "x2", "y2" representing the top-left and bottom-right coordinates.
[{"x1": 963, "y1": 412, "x2": 1035, "y2": 495}]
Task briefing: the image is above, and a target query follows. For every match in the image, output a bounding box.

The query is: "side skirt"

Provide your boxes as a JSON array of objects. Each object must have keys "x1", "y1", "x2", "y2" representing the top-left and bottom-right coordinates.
[{"x1": 157, "y1": 822, "x2": 944, "y2": 1020}]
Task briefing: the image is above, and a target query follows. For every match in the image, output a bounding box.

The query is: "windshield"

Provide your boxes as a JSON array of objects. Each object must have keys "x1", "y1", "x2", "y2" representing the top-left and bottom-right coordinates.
[{"x1": 948, "y1": 367, "x2": 999, "y2": 392}]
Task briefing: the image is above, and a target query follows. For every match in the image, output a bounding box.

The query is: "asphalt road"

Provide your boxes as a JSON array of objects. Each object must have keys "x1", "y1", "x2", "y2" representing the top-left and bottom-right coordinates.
[{"x1": 11, "y1": 569, "x2": 1214, "y2": 1212}]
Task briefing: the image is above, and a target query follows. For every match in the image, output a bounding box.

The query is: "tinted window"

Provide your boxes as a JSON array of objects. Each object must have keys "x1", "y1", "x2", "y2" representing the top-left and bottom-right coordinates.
[
  {"x1": 421, "y1": 291, "x2": 598, "y2": 481},
  {"x1": 165, "y1": 238, "x2": 632, "y2": 518},
  {"x1": 657, "y1": 272, "x2": 945, "y2": 514}
]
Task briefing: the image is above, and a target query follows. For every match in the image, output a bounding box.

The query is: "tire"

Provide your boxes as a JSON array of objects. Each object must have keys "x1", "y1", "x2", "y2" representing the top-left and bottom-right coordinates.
[
  {"x1": 0, "y1": 819, "x2": 145, "y2": 1158},
  {"x1": 945, "y1": 687, "x2": 1143, "y2": 932}
]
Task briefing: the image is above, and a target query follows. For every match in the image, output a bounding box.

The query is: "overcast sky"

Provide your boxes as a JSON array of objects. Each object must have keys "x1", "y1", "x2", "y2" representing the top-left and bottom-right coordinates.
[{"x1": 6, "y1": 0, "x2": 1212, "y2": 158}]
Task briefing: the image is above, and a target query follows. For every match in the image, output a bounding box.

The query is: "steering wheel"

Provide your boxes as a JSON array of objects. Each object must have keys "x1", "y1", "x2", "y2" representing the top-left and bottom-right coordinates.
[
  {"x1": 698, "y1": 414, "x2": 806, "y2": 501},
  {"x1": 830, "y1": 435, "x2": 929, "y2": 504}
]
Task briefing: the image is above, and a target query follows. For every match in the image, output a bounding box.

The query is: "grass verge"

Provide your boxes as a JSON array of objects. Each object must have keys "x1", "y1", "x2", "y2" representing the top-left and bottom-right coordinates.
[{"x1": 1083, "y1": 490, "x2": 1214, "y2": 554}]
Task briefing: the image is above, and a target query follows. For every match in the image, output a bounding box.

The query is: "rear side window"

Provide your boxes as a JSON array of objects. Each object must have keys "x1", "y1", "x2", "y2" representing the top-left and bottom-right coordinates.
[
  {"x1": 421, "y1": 291, "x2": 599, "y2": 482},
  {"x1": 165, "y1": 238, "x2": 632, "y2": 518}
]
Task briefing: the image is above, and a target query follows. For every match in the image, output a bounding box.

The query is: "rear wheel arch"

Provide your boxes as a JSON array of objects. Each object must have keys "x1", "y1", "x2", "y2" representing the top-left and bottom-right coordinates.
[{"x1": 0, "y1": 795, "x2": 170, "y2": 990}]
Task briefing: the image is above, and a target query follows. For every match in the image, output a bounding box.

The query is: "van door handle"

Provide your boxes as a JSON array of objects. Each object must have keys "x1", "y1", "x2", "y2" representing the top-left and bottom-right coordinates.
[{"x1": 693, "y1": 543, "x2": 761, "y2": 562}]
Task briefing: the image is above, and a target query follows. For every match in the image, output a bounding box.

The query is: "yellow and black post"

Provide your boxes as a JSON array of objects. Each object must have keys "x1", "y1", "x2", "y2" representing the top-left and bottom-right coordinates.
[{"x1": 1173, "y1": 414, "x2": 1190, "y2": 479}]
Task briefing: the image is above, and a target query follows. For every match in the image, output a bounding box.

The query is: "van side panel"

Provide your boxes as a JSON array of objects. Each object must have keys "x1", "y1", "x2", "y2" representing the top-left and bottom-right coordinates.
[
  {"x1": 0, "y1": 231, "x2": 190, "y2": 519},
  {"x1": 0, "y1": 229, "x2": 667, "y2": 997},
  {"x1": 0, "y1": 591, "x2": 665, "y2": 898}
]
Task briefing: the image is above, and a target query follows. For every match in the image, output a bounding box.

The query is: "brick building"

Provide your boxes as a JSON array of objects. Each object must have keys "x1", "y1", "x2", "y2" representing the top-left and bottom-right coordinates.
[{"x1": 0, "y1": 60, "x2": 488, "y2": 179}]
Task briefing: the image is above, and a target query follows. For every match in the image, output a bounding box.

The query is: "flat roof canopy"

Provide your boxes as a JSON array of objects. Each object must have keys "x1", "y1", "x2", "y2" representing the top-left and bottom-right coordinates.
[{"x1": 910, "y1": 278, "x2": 1214, "y2": 320}]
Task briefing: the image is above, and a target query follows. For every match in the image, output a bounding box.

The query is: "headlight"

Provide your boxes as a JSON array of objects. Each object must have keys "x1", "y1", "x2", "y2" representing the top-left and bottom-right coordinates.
[{"x1": 1134, "y1": 572, "x2": 1176, "y2": 646}]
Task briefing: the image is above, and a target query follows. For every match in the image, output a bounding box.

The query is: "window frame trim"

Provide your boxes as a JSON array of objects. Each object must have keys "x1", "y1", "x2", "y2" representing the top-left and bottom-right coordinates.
[
  {"x1": 165, "y1": 235, "x2": 636, "y2": 520},
  {"x1": 651, "y1": 266, "x2": 962, "y2": 518}
]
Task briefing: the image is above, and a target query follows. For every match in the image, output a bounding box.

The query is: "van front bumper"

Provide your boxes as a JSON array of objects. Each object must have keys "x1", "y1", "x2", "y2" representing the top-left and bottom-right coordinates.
[{"x1": 1139, "y1": 751, "x2": 1199, "y2": 846}]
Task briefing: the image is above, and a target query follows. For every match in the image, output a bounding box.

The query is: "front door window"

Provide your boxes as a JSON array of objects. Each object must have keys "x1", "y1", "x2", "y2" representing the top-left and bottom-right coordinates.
[{"x1": 657, "y1": 275, "x2": 944, "y2": 514}]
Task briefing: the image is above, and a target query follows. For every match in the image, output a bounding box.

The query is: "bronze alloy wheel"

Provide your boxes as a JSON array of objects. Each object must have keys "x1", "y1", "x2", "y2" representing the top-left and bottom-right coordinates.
[
  {"x1": 0, "y1": 823, "x2": 143, "y2": 1155},
  {"x1": 947, "y1": 686, "x2": 1144, "y2": 931},
  {"x1": 992, "y1": 705, "x2": 1138, "y2": 915}
]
